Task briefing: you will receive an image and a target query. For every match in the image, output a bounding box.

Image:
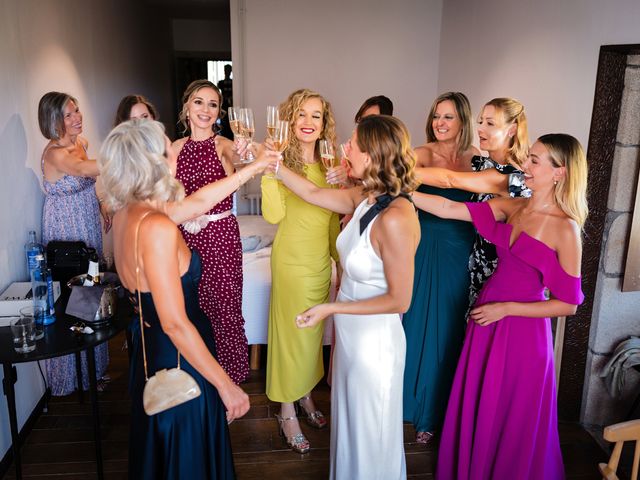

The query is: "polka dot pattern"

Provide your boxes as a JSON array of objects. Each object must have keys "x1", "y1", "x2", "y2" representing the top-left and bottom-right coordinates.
[{"x1": 176, "y1": 136, "x2": 249, "y2": 384}]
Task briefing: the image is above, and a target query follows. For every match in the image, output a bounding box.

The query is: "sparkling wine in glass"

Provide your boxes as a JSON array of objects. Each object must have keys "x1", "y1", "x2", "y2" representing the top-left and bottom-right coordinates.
[
  {"x1": 266, "y1": 120, "x2": 289, "y2": 179},
  {"x1": 240, "y1": 108, "x2": 256, "y2": 163},
  {"x1": 319, "y1": 139, "x2": 335, "y2": 169},
  {"x1": 266, "y1": 105, "x2": 279, "y2": 139},
  {"x1": 272, "y1": 120, "x2": 289, "y2": 153},
  {"x1": 228, "y1": 107, "x2": 242, "y2": 138}
]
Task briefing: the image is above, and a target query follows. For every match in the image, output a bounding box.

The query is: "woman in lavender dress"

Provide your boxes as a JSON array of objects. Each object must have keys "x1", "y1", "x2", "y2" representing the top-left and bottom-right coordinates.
[{"x1": 38, "y1": 91, "x2": 108, "y2": 396}]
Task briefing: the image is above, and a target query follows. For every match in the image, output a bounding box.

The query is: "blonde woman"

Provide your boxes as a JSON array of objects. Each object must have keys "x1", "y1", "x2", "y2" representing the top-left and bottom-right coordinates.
[
  {"x1": 417, "y1": 97, "x2": 531, "y2": 307},
  {"x1": 173, "y1": 79, "x2": 250, "y2": 384},
  {"x1": 402, "y1": 92, "x2": 480, "y2": 444},
  {"x1": 414, "y1": 134, "x2": 588, "y2": 479},
  {"x1": 262, "y1": 89, "x2": 341, "y2": 453},
  {"x1": 276, "y1": 115, "x2": 420, "y2": 479},
  {"x1": 99, "y1": 119, "x2": 269, "y2": 478}
]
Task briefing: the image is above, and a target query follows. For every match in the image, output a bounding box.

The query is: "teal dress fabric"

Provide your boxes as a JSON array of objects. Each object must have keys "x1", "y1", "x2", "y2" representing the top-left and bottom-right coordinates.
[
  {"x1": 128, "y1": 251, "x2": 235, "y2": 479},
  {"x1": 402, "y1": 184, "x2": 476, "y2": 433}
]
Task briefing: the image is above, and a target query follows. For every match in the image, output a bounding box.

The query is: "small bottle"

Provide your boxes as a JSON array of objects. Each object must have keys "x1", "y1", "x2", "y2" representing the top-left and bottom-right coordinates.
[
  {"x1": 24, "y1": 230, "x2": 44, "y2": 280},
  {"x1": 83, "y1": 253, "x2": 100, "y2": 286},
  {"x1": 45, "y1": 268, "x2": 56, "y2": 322},
  {"x1": 31, "y1": 254, "x2": 55, "y2": 325}
]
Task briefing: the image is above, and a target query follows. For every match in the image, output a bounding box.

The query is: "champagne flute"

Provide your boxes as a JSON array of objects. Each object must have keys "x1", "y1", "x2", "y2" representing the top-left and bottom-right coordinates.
[
  {"x1": 228, "y1": 107, "x2": 242, "y2": 138},
  {"x1": 319, "y1": 140, "x2": 335, "y2": 169},
  {"x1": 266, "y1": 105, "x2": 279, "y2": 139},
  {"x1": 241, "y1": 108, "x2": 255, "y2": 163},
  {"x1": 265, "y1": 120, "x2": 289, "y2": 179},
  {"x1": 339, "y1": 143, "x2": 350, "y2": 165}
]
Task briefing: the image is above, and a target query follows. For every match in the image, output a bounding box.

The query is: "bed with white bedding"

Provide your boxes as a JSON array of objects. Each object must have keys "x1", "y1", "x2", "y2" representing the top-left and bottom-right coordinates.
[{"x1": 238, "y1": 214, "x2": 335, "y2": 349}]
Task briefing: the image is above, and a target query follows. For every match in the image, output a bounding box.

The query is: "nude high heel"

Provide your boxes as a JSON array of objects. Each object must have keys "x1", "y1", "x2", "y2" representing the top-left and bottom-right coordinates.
[
  {"x1": 296, "y1": 395, "x2": 327, "y2": 429},
  {"x1": 275, "y1": 413, "x2": 311, "y2": 454}
]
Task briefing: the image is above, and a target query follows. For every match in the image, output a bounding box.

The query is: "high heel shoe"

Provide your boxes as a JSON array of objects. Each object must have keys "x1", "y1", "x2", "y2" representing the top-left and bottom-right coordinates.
[
  {"x1": 275, "y1": 413, "x2": 311, "y2": 454},
  {"x1": 296, "y1": 395, "x2": 327, "y2": 429},
  {"x1": 416, "y1": 431, "x2": 434, "y2": 444}
]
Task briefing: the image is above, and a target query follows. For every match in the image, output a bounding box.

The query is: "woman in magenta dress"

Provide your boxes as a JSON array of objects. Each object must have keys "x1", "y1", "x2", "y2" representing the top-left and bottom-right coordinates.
[
  {"x1": 414, "y1": 133, "x2": 588, "y2": 479},
  {"x1": 173, "y1": 79, "x2": 249, "y2": 384}
]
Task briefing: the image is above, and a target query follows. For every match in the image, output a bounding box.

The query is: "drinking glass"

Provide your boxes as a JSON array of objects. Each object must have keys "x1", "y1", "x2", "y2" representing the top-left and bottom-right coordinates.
[
  {"x1": 265, "y1": 120, "x2": 289, "y2": 179},
  {"x1": 20, "y1": 305, "x2": 44, "y2": 340},
  {"x1": 266, "y1": 105, "x2": 279, "y2": 139},
  {"x1": 228, "y1": 107, "x2": 242, "y2": 138},
  {"x1": 11, "y1": 316, "x2": 36, "y2": 353},
  {"x1": 240, "y1": 108, "x2": 256, "y2": 163},
  {"x1": 319, "y1": 140, "x2": 335, "y2": 169}
]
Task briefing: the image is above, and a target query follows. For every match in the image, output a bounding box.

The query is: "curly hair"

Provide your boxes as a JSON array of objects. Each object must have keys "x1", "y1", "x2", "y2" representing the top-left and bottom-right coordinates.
[
  {"x1": 425, "y1": 92, "x2": 474, "y2": 154},
  {"x1": 484, "y1": 97, "x2": 529, "y2": 167},
  {"x1": 537, "y1": 133, "x2": 589, "y2": 228},
  {"x1": 98, "y1": 120, "x2": 184, "y2": 212},
  {"x1": 356, "y1": 115, "x2": 419, "y2": 197},
  {"x1": 279, "y1": 89, "x2": 337, "y2": 175},
  {"x1": 114, "y1": 94, "x2": 158, "y2": 127},
  {"x1": 177, "y1": 79, "x2": 223, "y2": 136}
]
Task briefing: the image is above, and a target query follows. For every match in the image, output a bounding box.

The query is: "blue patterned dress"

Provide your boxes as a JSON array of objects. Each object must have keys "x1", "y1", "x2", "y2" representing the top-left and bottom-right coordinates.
[{"x1": 41, "y1": 146, "x2": 108, "y2": 396}]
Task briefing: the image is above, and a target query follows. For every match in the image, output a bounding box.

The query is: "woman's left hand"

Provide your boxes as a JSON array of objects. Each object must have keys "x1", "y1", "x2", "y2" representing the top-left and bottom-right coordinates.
[
  {"x1": 469, "y1": 302, "x2": 509, "y2": 326},
  {"x1": 296, "y1": 303, "x2": 333, "y2": 328},
  {"x1": 326, "y1": 165, "x2": 349, "y2": 186}
]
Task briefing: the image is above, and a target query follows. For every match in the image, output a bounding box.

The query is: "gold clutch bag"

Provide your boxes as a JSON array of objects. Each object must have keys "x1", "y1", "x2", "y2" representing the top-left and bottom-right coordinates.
[
  {"x1": 142, "y1": 367, "x2": 201, "y2": 416},
  {"x1": 134, "y1": 211, "x2": 202, "y2": 417}
]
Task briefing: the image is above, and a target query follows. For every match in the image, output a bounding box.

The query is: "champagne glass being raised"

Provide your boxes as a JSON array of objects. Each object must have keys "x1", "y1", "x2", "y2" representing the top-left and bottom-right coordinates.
[
  {"x1": 240, "y1": 108, "x2": 255, "y2": 163},
  {"x1": 266, "y1": 105, "x2": 279, "y2": 139},
  {"x1": 319, "y1": 139, "x2": 335, "y2": 169},
  {"x1": 228, "y1": 107, "x2": 242, "y2": 139},
  {"x1": 265, "y1": 120, "x2": 289, "y2": 178}
]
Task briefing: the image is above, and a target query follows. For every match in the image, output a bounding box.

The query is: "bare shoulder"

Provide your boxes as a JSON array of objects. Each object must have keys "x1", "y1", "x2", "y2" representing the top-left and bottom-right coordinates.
[
  {"x1": 78, "y1": 136, "x2": 89, "y2": 150},
  {"x1": 491, "y1": 196, "x2": 525, "y2": 217},
  {"x1": 414, "y1": 143, "x2": 435, "y2": 167},
  {"x1": 553, "y1": 216, "x2": 581, "y2": 246},
  {"x1": 379, "y1": 197, "x2": 419, "y2": 232},
  {"x1": 172, "y1": 137, "x2": 188, "y2": 152}
]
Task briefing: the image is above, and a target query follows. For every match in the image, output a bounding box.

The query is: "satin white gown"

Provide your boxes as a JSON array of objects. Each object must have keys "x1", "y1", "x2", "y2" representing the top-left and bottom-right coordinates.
[{"x1": 330, "y1": 199, "x2": 407, "y2": 480}]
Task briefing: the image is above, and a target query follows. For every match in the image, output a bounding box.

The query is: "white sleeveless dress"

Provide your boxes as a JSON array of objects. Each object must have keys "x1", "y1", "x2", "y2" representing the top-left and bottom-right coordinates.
[{"x1": 330, "y1": 199, "x2": 407, "y2": 480}]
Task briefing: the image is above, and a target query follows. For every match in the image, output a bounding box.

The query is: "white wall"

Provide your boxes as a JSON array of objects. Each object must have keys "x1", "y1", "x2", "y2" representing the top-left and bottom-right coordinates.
[
  {"x1": 0, "y1": 0, "x2": 171, "y2": 461},
  {"x1": 437, "y1": 0, "x2": 640, "y2": 147},
  {"x1": 231, "y1": 0, "x2": 443, "y2": 145}
]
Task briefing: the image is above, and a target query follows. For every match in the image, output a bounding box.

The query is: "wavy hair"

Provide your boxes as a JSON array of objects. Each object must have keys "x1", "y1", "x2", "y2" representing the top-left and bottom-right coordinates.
[
  {"x1": 484, "y1": 97, "x2": 529, "y2": 167},
  {"x1": 98, "y1": 120, "x2": 184, "y2": 212},
  {"x1": 177, "y1": 79, "x2": 223, "y2": 136},
  {"x1": 356, "y1": 115, "x2": 419, "y2": 197},
  {"x1": 38, "y1": 91, "x2": 78, "y2": 140},
  {"x1": 537, "y1": 133, "x2": 589, "y2": 227},
  {"x1": 425, "y1": 91, "x2": 474, "y2": 154},
  {"x1": 114, "y1": 94, "x2": 158, "y2": 127},
  {"x1": 279, "y1": 89, "x2": 337, "y2": 175}
]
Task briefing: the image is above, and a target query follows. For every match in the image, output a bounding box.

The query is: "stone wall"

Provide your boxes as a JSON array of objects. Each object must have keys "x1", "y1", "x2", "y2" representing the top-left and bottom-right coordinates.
[{"x1": 581, "y1": 54, "x2": 640, "y2": 427}]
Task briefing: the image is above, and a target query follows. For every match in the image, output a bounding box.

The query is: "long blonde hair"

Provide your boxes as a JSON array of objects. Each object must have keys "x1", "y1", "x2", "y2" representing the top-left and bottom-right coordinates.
[
  {"x1": 538, "y1": 133, "x2": 589, "y2": 227},
  {"x1": 357, "y1": 115, "x2": 419, "y2": 196},
  {"x1": 279, "y1": 89, "x2": 337, "y2": 175},
  {"x1": 484, "y1": 97, "x2": 529, "y2": 167},
  {"x1": 98, "y1": 120, "x2": 184, "y2": 212}
]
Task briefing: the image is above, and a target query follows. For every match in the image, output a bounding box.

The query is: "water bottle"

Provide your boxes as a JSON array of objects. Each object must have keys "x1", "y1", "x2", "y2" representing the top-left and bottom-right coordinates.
[
  {"x1": 31, "y1": 254, "x2": 55, "y2": 325},
  {"x1": 24, "y1": 230, "x2": 44, "y2": 280}
]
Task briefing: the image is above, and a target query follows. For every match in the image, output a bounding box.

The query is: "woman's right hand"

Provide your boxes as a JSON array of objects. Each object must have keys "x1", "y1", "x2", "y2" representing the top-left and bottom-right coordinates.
[{"x1": 218, "y1": 380, "x2": 250, "y2": 423}]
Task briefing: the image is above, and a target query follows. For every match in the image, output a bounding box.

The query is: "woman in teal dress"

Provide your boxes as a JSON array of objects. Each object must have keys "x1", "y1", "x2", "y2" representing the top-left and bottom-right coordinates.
[{"x1": 402, "y1": 92, "x2": 479, "y2": 443}]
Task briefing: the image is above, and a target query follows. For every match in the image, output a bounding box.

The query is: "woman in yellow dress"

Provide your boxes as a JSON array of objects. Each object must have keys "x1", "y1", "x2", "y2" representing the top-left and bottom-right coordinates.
[{"x1": 262, "y1": 88, "x2": 343, "y2": 453}]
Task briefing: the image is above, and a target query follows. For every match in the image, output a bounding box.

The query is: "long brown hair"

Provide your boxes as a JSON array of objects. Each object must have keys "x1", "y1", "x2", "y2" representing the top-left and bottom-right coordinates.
[
  {"x1": 177, "y1": 79, "x2": 223, "y2": 136},
  {"x1": 425, "y1": 92, "x2": 474, "y2": 154}
]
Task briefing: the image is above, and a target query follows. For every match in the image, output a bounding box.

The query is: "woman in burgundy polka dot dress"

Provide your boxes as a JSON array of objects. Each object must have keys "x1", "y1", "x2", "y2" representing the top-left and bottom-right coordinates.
[{"x1": 172, "y1": 79, "x2": 249, "y2": 384}]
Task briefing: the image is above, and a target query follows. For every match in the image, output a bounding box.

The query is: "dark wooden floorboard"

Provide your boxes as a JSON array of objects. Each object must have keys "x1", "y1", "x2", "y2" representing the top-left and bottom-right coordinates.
[{"x1": 2, "y1": 333, "x2": 608, "y2": 479}]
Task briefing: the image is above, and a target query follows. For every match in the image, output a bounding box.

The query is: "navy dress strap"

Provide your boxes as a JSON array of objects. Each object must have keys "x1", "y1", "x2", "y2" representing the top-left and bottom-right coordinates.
[{"x1": 359, "y1": 192, "x2": 414, "y2": 235}]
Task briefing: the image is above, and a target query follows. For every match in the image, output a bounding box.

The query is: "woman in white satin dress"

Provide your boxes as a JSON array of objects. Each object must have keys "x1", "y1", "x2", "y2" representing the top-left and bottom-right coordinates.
[{"x1": 271, "y1": 115, "x2": 421, "y2": 479}]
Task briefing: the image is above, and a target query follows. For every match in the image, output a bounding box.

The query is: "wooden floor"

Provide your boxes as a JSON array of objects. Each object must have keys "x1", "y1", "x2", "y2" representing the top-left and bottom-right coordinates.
[{"x1": 3, "y1": 333, "x2": 609, "y2": 479}]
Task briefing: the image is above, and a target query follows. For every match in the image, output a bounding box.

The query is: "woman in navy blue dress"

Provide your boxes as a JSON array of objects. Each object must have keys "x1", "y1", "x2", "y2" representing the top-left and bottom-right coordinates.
[{"x1": 98, "y1": 119, "x2": 265, "y2": 479}]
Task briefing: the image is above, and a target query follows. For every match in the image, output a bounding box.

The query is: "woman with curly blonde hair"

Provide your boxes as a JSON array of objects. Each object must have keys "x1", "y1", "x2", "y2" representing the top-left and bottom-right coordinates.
[
  {"x1": 274, "y1": 114, "x2": 421, "y2": 478},
  {"x1": 261, "y1": 88, "x2": 343, "y2": 454}
]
